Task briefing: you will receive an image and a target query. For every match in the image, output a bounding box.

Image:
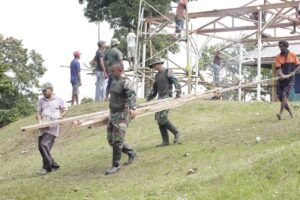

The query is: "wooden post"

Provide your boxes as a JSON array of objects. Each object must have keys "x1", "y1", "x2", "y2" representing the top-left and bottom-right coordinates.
[
  {"x1": 257, "y1": 9, "x2": 262, "y2": 101},
  {"x1": 272, "y1": 63, "x2": 276, "y2": 102}
]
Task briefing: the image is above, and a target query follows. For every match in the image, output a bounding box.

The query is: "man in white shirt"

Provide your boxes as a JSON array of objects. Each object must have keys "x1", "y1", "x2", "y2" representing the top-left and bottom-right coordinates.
[{"x1": 126, "y1": 28, "x2": 136, "y2": 70}]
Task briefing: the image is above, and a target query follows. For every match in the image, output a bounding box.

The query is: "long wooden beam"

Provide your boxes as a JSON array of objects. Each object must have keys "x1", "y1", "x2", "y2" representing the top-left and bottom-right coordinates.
[
  {"x1": 145, "y1": 1, "x2": 299, "y2": 22},
  {"x1": 21, "y1": 75, "x2": 287, "y2": 132}
]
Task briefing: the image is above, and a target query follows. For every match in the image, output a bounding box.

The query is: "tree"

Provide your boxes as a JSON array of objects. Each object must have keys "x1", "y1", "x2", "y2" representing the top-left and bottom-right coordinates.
[
  {"x1": 0, "y1": 35, "x2": 46, "y2": 127},
  {"x1": 78, "y1": 0, "x2": 177, "y2": 28}
]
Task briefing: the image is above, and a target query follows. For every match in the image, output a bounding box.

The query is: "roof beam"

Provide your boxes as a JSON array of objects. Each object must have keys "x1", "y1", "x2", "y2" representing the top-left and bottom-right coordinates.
[
  {"x1": 145, "y1": 1, "x2": 300, "y2": 22},
  {"x1": 196, "y1": 22, "x2": 299, "y2": 33}
]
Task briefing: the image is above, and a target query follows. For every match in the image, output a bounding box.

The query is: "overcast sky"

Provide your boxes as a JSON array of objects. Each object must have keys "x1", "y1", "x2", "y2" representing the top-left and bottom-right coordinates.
[{"x1": 0, "y1": 0, "x2": 284, "y2": 101}]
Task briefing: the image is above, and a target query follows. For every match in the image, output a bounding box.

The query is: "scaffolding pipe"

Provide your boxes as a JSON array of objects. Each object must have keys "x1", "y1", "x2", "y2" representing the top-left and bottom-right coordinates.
[
  {"x1": 238, "y1": 44, "x2": 243, "y2": 101},
  {"x1": 186, "y1": 1, "x2": 191, "y2": 94},
  {"x1": 141, "y1": 21, "x2": 148, "y2": 98}
]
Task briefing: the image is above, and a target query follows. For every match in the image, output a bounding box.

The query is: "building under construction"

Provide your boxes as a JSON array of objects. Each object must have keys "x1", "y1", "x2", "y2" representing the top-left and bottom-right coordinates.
[{"x1": 130, "y1": 0, "x2": 300, "y2": 102}]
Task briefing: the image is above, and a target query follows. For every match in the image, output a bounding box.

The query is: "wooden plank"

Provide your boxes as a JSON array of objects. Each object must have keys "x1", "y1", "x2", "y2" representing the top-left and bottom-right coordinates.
[{"x1": 21, "y1": 75, "x2": 288, "y2": 132}]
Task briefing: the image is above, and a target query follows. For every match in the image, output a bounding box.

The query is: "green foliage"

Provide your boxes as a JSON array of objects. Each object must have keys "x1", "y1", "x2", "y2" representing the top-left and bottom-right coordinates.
[
  {"x1": 81, "y1": 97, "x2": 94, "y2": 104},
  {"x1": 0, "y1": 35, "x2": 46, "y2": 127},
  {"x1": 79, "y1": 0, "x2": 177, "y2": 28}
]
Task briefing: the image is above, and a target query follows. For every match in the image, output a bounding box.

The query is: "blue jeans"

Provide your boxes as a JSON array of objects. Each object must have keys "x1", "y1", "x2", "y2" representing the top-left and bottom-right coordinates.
[
  {"x1": 212, "y1": 64, "x2": 220, "y2": 83},
  {"x1": 95, "y1": 71, "x2": 107, "y2": 101},
  {"x1": 175, "y1": 18, "x2": 184, "y2": 33}
]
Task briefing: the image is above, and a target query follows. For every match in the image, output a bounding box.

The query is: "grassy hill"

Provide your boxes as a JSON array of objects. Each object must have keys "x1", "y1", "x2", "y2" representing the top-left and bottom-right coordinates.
[{"x1": 1, "y1": 100, "x2": 300, "y2": 200}]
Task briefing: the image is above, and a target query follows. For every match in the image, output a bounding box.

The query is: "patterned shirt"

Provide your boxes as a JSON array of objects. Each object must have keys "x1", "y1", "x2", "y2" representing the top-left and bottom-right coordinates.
[
  {"x1": 109, "y1": 75, "x2": 136, "y2": 113},
  {"x1": 37, "y1": 96, "x2": 67, "y2": 137}
]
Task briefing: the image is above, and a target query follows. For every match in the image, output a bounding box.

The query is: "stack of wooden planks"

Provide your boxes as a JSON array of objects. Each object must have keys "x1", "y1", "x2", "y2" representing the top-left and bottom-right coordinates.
[{"x1": 21, "y1": 77, "x2": 279, "y2": 132}]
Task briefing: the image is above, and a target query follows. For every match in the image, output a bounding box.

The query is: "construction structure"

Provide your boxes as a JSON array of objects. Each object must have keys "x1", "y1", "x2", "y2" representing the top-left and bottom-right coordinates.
[{"x1": 132, "y1": 0, "x2": 300, "y2": 101}]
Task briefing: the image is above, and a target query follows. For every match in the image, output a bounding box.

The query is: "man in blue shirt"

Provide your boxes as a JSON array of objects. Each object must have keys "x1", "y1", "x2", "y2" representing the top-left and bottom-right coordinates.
[{"x1": 70, "y1": 51, "x2": 82, "y2": 105}]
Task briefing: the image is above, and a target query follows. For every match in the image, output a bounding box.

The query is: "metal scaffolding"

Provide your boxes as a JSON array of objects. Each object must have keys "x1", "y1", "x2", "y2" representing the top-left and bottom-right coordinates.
[{"x1": 133, "y1": 0, "x2": 300, "y2": 101}]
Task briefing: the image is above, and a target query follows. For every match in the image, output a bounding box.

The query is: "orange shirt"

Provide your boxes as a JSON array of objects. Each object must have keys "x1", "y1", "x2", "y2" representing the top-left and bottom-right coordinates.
[
  {"x1": 275, "y1": 51, "x2": 299, "y2": 69},
  {"x1": 275, "y1": 51, "x2": 300, "y2": 86}
]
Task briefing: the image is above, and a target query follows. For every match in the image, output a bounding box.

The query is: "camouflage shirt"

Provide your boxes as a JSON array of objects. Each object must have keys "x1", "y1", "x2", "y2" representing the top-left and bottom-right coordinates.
[
  {"x1": 147, "y1": 68, "x2": 181, "y2": 101},
  {"x1": 109, "y1": 75, "x2": 136, "y2": 113}
]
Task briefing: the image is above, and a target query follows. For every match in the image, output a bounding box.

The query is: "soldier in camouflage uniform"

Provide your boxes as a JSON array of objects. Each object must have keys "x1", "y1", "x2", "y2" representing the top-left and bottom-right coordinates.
[
  {"x1": 147, "y1": 58, "x2": 182, "y2": 147},
  {"x1": 105, "y1": 62, "x2": 137, "y2": 175}
]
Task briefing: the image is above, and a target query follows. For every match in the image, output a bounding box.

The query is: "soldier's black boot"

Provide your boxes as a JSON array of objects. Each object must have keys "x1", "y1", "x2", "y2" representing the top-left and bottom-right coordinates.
[
  {"x1": 105, "y1": 147, "x2": 122, "y2": 175},
  {"x1": 122, "y1": 143, "x2": 137, "y2": 166},
  {"x1": 156, "y1": 124, "x2": 170, "y2": 147},
  {"x1": 165, "y1": 121, "x2": 181, "y2": 144}
]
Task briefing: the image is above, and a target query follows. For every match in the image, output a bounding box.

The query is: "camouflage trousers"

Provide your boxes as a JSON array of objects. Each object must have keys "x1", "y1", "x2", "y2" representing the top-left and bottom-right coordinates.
[
  {"x1": 155, "y1": 109, "x2": 170, "y2": 125},
  {"x1": 107, "y1": 110, "x2": 131, "y2": 148}
]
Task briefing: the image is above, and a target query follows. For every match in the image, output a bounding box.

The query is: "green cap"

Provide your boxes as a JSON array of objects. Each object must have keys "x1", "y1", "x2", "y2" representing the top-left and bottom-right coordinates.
[{"x1": 41, "y1": 82, "x2": 53, "y2": 91}]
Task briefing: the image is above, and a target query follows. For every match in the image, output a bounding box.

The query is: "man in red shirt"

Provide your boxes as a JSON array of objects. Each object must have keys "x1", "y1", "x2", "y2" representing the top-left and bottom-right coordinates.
[
  {"x1": 275, "y1": 40, "x2": 300, "y2": 120},
  {"x1": 175, "y1": 0, "x2": 188, "y2": 37}
]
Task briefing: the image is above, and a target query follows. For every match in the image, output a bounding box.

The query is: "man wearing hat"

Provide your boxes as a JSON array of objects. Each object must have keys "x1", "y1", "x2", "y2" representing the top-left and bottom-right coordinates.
[
  {"x1": 147, "y1": 58, "x2": 182, "y2": 147},
  {"x1": 70, "y1": 51, "x2": 82, "y2": 105},
  {"x1": 93, "y1": 40, "x2": 108, "y2": 101},
  {"x1": 36, "y1": 82, "x2": 68, "y2": 175},
  {"x1": 275, "y1": 40, "x2": 300, "y2": 120},
  {"x1": 104, "y1": 38, "x2": 123, "y2": 100}
]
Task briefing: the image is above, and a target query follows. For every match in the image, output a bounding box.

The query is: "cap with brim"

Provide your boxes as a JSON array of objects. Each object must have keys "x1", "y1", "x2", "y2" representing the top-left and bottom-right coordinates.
[
  {"x1": 41, "y1": 82, "x2": 53, "y2": 91},
  {"x1": 148, "y1": 58, "x2": 164, "y2": 68},
  {"x1": 111, "y1": 38, "x2": 120, "y2": 46}
]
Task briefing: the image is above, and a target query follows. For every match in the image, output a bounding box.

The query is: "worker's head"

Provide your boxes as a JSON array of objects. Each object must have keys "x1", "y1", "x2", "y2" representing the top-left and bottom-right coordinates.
[
  {"x1": 111, "y1": 38, "x2": 120, "y2": 47},
  {"x1": 278, "y1": 40, "x2": 289, "y2": 54},
  {"x1": 41, "y1": 82, "x2": 54, "y2": 98},
  {"x1": 129, "y1": 28, "x2": 134, "y2": 32},
  {"x1": 111, "y1": 62, "x2": 124, "y2": 78},
  {"x1": 97, "y1": 40, "x2": 106, "y2": 48},
  {"x1": 148, "y1": 57, "x2": 164, "y2": 71},
  {"x1": 73, "y1": 51, "x2": 81, "y2": 59}
]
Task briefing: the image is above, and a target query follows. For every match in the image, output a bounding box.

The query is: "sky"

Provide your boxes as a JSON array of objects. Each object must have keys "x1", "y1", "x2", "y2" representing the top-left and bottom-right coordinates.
[{"x1": 0, "y1": 0, "x2": 285, "y2": 101}]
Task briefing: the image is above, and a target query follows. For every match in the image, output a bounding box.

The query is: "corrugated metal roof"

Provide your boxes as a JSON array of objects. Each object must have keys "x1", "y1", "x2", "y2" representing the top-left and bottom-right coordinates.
[{"x1": 248, "y1": 43, "x2": 300, "y2": 59}]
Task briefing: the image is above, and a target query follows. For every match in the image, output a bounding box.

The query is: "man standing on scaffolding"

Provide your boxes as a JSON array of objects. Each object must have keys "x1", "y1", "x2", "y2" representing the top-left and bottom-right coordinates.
[
  {"x1": 275, "y1": 40, "x2": 300, "y2": 120},
  {"x1": 147, "y1": 58, "x2": 181, "y2": 147},
  {"x1": 212, "y1": 51, "x2": 221, "y2": 85},
  {"x1": 175, "y1": 0, "x2": 188, "y2": 38}
]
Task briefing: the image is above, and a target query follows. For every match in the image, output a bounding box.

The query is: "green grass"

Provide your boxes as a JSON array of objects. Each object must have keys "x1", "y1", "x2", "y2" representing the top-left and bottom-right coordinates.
[{"x1": 1, "y1": 100, "x2": 300, "y2": 200}]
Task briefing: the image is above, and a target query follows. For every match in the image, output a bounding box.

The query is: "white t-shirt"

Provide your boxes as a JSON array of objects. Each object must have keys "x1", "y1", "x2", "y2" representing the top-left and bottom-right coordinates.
[{"x1": 127, "y1": 32, "x2": 136, "y2": 48}]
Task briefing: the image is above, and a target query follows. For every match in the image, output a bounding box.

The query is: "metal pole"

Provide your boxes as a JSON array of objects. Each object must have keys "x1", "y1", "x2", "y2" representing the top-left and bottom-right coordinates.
[
  {"x1": 257, "y1": 9, "x2": 262, "y2": 101},
  {"x1": 186, "y1": 1, "x2": 191, "y2": 94},
  {"x1": 98, "y1": 22, "x2": 100, "y2": 41},
  {"x1": 141, "y1": 22, "x2": 147, "y2": 98},
  {"x1": 238, "y1": 43, "x2": 243, "y2": 101},
  {"x1": 136, "y1": 0, "x2": 143, "y2": 70},
  {"x1": 195, "y1": 34, "x2": 199, "y2": 92}
]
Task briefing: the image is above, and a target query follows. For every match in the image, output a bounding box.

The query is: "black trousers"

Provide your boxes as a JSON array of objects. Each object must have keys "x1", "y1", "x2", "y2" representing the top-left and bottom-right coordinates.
[{"x1": 38, "y1": 133, "x2": 59, "y2": 171}]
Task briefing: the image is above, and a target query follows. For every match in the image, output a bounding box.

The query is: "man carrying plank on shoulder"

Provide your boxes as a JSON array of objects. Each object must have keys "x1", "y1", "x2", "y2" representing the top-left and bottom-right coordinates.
[
  {"x1": 275, "y1": 40, "x2": 300, "y2": 120},
  {"x1": 36, "y1": 82, "x2": 68, "y2": 175},
  {"x1": 147, "y1": 58, "x2": 182, "y2": 147},
  {"x1": 105, "y1": 62, "x2": 137, "y2": 175}
]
